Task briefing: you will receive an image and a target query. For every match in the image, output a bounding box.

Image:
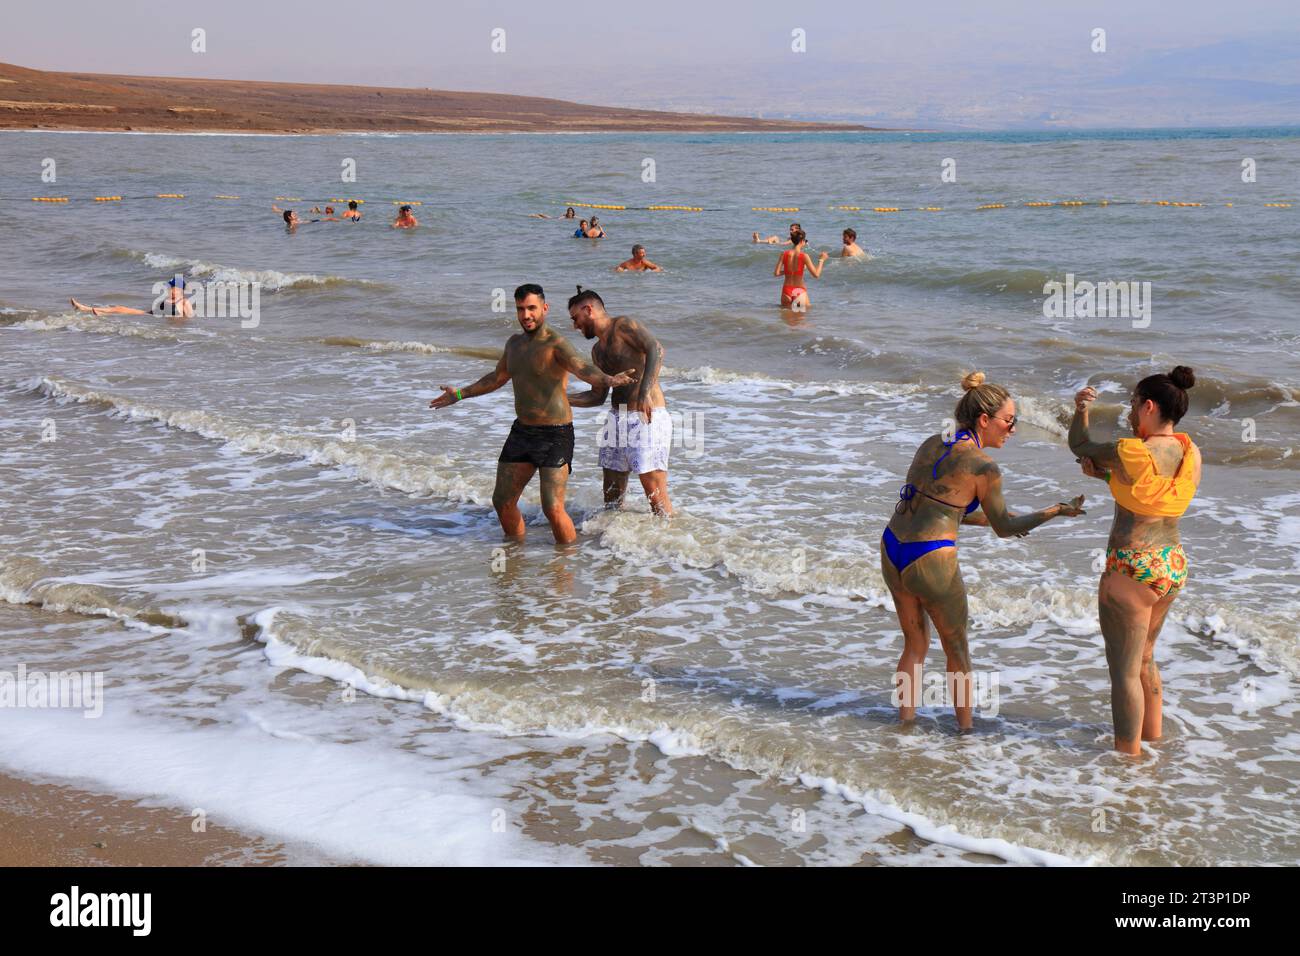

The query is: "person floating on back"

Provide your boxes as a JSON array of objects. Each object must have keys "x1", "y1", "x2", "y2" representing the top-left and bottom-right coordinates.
[
  {"x1": 71, "y1": 275, "x2": 195, "y2": 319},
  {"x1": 428, "y1": 284, "x2": 637, "y2": 544}
]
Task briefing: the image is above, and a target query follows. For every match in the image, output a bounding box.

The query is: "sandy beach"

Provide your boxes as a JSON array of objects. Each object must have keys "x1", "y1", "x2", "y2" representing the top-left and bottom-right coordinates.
[
  {"x1": 0, "y1": 62, "x2": 875, "y2": 135},
  {"x1": 0, "y1": 771, "x2": 344, "y2": 866}
]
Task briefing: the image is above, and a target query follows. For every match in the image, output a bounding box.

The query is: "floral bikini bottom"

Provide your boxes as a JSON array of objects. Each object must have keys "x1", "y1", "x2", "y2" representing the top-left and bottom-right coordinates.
[{"x1": 1105, "y1": 544, "x2": 1189, "y2": 598}]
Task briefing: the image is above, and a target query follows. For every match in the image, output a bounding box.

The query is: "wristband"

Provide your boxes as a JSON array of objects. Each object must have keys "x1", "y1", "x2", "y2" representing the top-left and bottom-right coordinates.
[{"x1": 455, "y1": 388, "x2": 463, "y2": 402}]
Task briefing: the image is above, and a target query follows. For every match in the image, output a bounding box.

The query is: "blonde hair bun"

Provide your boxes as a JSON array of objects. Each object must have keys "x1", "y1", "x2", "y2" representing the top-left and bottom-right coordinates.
[{"x1": 961, "y1": 371, "x2": 986, "y2": 392}]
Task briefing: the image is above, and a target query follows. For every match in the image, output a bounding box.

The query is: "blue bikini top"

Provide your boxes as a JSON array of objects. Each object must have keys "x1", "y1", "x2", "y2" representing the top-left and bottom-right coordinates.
[{"x1": 897, "y1": 430, "x2": 982, "y2": 515}]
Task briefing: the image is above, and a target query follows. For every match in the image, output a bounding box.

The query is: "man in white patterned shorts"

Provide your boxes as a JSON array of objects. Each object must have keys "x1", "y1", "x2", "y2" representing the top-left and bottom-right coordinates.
[{"x1": 566, "y1": 286, "x2": 674, "y2": 516}]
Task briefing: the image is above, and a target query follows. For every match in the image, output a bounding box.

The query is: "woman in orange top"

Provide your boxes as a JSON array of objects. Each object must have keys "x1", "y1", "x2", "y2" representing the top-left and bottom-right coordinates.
[{"x1": 1068, "y1": 366, "x2": 1201, "y2": 756}]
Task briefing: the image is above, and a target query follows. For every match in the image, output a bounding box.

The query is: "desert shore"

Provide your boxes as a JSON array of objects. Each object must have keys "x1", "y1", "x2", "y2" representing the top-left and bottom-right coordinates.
[{"x1": 0, "y1": 62, "x2": 876, "y2": 135}]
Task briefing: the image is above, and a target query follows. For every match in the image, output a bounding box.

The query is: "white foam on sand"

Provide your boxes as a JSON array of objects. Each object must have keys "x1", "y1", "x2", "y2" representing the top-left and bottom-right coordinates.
[{"x1": 0, "y1": 608, "x2": 588, "y2": 867}]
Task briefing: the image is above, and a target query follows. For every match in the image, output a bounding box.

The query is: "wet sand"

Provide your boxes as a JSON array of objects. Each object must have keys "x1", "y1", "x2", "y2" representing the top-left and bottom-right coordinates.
[{"x1": 0, "y1": 771, "x2": 343, "y2": 866}]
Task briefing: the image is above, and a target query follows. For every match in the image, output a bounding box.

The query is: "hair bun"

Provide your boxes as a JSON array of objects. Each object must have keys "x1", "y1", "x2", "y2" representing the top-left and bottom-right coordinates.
[
  {"x1": 1169, "y1": 365, "x2": 1196, "y2": 390},
  {"x1": 961, "y1": 371, "x2": 986, "y2": 392}
]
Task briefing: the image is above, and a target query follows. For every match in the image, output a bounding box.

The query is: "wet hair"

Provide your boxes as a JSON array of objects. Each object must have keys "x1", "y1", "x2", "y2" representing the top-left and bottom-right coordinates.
[
  {"x1": 348, "y1": 201, "x2": 358, "y2": 210},
  {"x1": 568, "y1": 284, "x2": 604, "y2": 310},
  {"x1": 514, "y1": 283, "x2": 545, "y2": 302},
  {"x1": 790, "y1": 222, "x2": 802, "y2": 232},
  {"x1": 282, "y1": 210, "x2": 293, "y2": 224},
  {"x1": 325, "y1": 206, "x2": 335, "y2": 214},
  {"x1": 790, "y1": 228, "x2": 807, "y2": 245},
  {"x1": 1135, "y1": 366, "x2": 1195, "y2": 424},
  {"x1": 843, "y1": 228, "x2": 857, "y2": 241},
  {"x1": 565, "y1": 207, "x2": 576, "y2": 217},
  {"x1": 399, "y1": 205, "x2": 412, "y2": 214},
  {"x1": 954, "y1": 371, "x2": 1011, "y2": 430},
  {"x1": 631, "y1": 244, "x2": 645, "y2": 256}
]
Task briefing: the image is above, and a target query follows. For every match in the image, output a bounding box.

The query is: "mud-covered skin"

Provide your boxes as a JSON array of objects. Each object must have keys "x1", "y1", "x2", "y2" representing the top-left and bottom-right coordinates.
[
  {"x1": 1069, "y1": 388, "x2": 1200, "y2": 754},
  {"x1": 568, "y1": 313, "x2": 673, "y2": 516},
  {"x1": 883, "y1": 421, "x2": 1081, "y2": 730},
  {"x1": 567, "y1": 316, "x2": 665, "y2": 415},
  {"x1": 428, "y1": 295, "x2": 636, "y2": 543}
]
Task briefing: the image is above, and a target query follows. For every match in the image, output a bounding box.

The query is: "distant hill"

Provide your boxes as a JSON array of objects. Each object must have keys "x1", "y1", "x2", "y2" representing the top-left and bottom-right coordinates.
[{"x1": 0, "y1": 62, "x2": 878, "y2": 134}]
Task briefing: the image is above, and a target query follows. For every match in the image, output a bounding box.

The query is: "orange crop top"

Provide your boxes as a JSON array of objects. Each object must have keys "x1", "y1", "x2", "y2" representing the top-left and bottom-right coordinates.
[{"x1": 1107, "y1": 433, "x2": 1198, "y2": 518}]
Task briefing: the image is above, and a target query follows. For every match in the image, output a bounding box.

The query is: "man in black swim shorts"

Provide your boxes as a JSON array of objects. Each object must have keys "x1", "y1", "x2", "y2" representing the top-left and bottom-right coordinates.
[{"x1": 428, "y1": 283, "x2": 638, "y2": 543}]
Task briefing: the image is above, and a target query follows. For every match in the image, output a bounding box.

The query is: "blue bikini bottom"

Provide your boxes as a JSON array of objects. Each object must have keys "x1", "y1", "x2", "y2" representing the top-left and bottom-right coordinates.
[{"x1": 882, "y1": 526, "x2": 955, "y2": 574}]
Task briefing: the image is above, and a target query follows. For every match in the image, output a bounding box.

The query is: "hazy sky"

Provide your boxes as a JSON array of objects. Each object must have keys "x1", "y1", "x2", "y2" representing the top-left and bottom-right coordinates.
[{"x1": 4, "y1": 0, "x2": 1299, "y2": 128}]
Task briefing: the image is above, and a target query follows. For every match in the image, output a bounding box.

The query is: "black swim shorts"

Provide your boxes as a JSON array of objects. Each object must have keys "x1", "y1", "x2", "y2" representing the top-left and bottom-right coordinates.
[{"x1": 498, "y1": 420, "x2": 575, "y2": 471}]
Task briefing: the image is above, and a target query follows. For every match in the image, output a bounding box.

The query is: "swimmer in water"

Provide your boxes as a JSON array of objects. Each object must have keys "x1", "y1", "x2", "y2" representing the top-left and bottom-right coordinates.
[
  {"x1": 752, "y1": 222, "x2": 801, "y2": 245},
  {"x1": 392, "y1": 205, "x2": 418, "y2": 229},
  {"x1": 774, "y1": 228, "x2": 828, "y2": 310},
  {"x1": 71, "y1": 275, "x2": 195, "y2": 318},
  {"x1": 615, "y1": 244, "x2": 662, "y2": 272},
  {"x1": 840, "y1": 228, "x2": 866, "y2": 257},
  {"x1": 272, "y1": 207, "x2": 301, "y2": 231},
  {"x1": 342, "y1": 201, "x2": 362, "y2": 221},
  {"x1": 428, "y1": 283, "x2": 638, "y2": 544},
  {"x1": 586, "y1": 216, "x2": 606, "y2": 238},
  {"x1": 574, "y1": 219, "x2": 590, "y2": 237}
]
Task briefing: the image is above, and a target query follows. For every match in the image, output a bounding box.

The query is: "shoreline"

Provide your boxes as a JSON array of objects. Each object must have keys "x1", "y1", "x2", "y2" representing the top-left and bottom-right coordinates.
[{"x1": 0, "y1": 770, "x2": 347, "y2": 866}]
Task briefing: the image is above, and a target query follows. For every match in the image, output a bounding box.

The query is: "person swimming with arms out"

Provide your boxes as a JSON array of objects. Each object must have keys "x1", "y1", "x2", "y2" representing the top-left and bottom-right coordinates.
[
  {"x1": 392, "y1": 205, "x2": 418, "y2": 229},
  {"x1": 428, "y1": 283, "x2": 638, "y2": 544},
  {"x1": 1067, "y1": 367, "x2": 1202, "y2": 756},
  {"x1": 774, "y1": 228, "x2": 827, "y2": 310},
  {"x1": 882, "y1": 372, "x2": 1086, "y2": 730},
  {"x1": 615, "y1": 244, "x2": 662, "y2": 272}
]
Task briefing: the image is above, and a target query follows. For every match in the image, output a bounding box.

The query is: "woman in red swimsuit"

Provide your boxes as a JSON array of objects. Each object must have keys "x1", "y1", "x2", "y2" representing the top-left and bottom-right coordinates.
[{"x1": 773, "y1": 229, "x2": 828, "y2": 310}]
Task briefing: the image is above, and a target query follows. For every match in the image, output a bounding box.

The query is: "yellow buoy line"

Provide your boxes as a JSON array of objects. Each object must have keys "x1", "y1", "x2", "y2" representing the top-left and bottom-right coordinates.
[{"x1": 10, "y1": 194, "x2": 1295, "y2": 213}]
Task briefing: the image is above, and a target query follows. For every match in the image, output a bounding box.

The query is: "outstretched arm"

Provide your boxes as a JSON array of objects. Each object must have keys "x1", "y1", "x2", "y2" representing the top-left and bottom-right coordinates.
[
  {"x1": 975, "y1": 459, "x2": 1085, "y2": 538},
  {"x1": 429, "y1": 352, "x2": 509, "y2": 409},
  {"x1": 1068, "y1": 386, "x2": 1123, "y2": 470},
  {"x1": 552, "y1": 336, "x2": 637, "y2": 390},
  {"x1": 567, "y1": 346, "x2": 610, "y2": 408},
  {"x1": 805, "y1": 251, "x2": 830, "y2": 278}
]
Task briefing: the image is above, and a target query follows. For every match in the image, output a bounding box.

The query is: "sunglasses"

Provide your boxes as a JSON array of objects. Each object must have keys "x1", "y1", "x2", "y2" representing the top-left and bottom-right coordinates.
[{"x1": 992, "y1": 414, "x2": 1017, "y2": 428}]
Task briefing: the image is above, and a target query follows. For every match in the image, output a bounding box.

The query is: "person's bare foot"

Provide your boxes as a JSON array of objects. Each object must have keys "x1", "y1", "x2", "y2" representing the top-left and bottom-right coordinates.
[{"x1": 70, "y1": 297, "x2": 90, "y2": 313}]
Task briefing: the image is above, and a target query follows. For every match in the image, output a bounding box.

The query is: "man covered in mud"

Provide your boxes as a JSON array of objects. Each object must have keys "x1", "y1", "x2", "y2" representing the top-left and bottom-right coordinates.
[{"x1": 429, "y1": 283, "x2": 636, "y2": 544}]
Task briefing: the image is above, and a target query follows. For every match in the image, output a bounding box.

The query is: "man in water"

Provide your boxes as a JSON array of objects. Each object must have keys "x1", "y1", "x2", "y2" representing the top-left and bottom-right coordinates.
[
  {"x1": 615, "y1": 244, "x2": 662, "y2": 272},
  {"x1": 392, "y1": 205, "x2": 418, "y2": 228},
  {"x1": 840, "y1": 228, "x2": 866, "y2": 257},
  {"x1": 429, "y1": 284, "x2": 638, "y2": 544},
  {"x1": 566, "y1": 286, "x2": 673, "y2": 516}
]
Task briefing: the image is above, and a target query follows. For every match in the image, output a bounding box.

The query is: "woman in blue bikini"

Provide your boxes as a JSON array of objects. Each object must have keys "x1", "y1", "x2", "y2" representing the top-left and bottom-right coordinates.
[{"x1": 882, "y1": 371, "x2": 1086, "y2": 730}]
